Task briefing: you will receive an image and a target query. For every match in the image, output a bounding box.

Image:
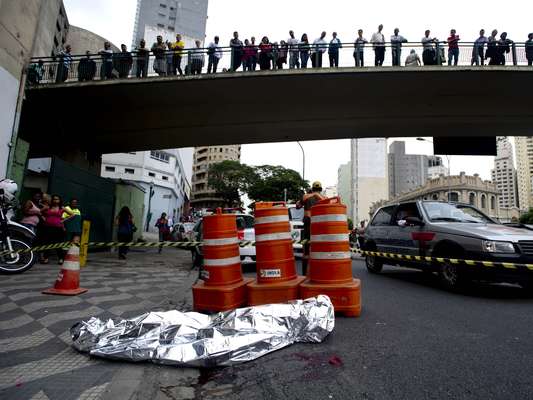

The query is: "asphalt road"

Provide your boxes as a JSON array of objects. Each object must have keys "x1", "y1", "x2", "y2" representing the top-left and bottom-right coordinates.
[{"x1": 197, "y1": 258, "x2": 533, "y2": 400}]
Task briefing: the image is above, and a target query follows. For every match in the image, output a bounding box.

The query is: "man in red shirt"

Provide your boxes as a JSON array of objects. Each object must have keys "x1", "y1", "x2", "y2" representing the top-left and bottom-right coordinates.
[{"x1": 447, "y1": 29, "x2": 460, "y2": 66}]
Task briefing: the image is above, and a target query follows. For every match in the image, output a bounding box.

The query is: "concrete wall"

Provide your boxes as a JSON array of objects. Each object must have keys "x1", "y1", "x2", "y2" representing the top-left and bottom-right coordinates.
[
  {"x1": 0, "y1": 67, "x2": 19, "y2": 178},
  {"x1": 67, "y1": 25, "x2": 120, "y2": 55},
  {"x1": 32, "y1": 0, "x2": 68, "y2": 58}
]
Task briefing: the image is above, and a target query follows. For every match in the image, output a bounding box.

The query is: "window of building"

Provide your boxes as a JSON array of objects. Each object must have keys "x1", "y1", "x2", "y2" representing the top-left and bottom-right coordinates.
[
  {"x1": 168, "y1": 26, "x2": 174, "y2": 31},
  {"x1": 220, "y1": 148, "x2": 223, "y2": 153},
  {"x1": 125, "y1": 168, "x2": 135, "y2": 174},
  {"x1": 105, "y1": 166, "x2": 115, "y2": 172},
  {"x1": 150, "y1": 151, "x2": 170, "y2": 163},
  {"x1": 158, "y1": 12, "x2": 166, "y2": 17},
  {"x1": 469, "y1": 193, "x2": 475, "y2": 205},
  {"x1": 432, "y1": 194, "x2": 439, "y2": 200},
  {"x1": 56, "y1": 21, "x2": 61, "y2": 32},
  {"x1": 159, "y1": 3, "x2": 167, "y2": 7},
  {"x1": 448, "y1": 192, "x2": 459, "y2": 202},
  {"x1": 162, "y1": 176, "x2": 169, "y2": 181},
  {"x1": 491, "y1": 196, "x2": 496, "y2": 210},
  {"x1": 481, "y1": 194, "x2": 487, "y2": 208},
  {"x1": 148, "y1": 172, "x2": 155, "y2": 177},
  {"x1": 157, "y1": 23, "x2": 165, "y2": 28}
]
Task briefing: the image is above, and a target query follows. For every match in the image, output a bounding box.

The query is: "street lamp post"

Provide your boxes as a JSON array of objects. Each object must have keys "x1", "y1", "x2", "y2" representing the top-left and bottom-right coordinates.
[
  {"x1": 416, "y1": 138, "x2": 452, "y2": 202},
  {"x1": 296, "y1": 141, "x2": 305, "y2": 182}
]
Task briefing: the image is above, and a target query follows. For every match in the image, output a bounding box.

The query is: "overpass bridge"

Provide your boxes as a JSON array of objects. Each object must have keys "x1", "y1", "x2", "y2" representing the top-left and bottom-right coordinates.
[{"x1": 19, "y1": 66, "x2": 533, "y2": 156}]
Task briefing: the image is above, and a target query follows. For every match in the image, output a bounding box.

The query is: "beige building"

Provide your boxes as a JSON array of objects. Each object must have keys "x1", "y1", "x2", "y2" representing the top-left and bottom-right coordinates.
[
  {"x1": 515, "y1": 137, "x2": 533, "y2": 211},
  {"x1": 337, "y1": 162, "x2": 352, "y2": 218},
  {"x1": 491, "y1": 137, "x2": 517, "y2": 209},
  {"x1": 369, "y1": 172, "x2": 520, "y2": 222},
  {"x1": 190, "y1": 145, "x2": 241, "y2": 209}
]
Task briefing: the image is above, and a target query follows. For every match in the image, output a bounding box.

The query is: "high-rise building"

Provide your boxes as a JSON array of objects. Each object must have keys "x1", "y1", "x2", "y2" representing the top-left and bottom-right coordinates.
[
  {"x1": 323, "y1": 185, "x2": 338, "y2": 198},
  {"x1": 190, "y1": 145, "x2": 241, "y2": 209},
  {"x1": 515, "y1": 136, "x2": 533, "y2": 211},
  {"x1": 132, "y1": 0, "x2": 208, "y2": 49},
  {"x1": 388, "y1": 141, "x2": 428, "y2": 198},
  {"x1": 337, "y1": 163, "x2": 352, "y2": 218},
  {"x1": 491, "y1": 137, "x2": 518, "y2": 209},
  {"x1": 351, "y1": 138, "x2": 388, "y2": 224},
  {"x1": 428, "y1": 155, "x2": 449, "y2": 179}
]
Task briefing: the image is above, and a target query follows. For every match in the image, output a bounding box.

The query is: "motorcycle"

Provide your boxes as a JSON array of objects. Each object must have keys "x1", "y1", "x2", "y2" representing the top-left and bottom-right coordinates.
[{"x1": 0, "y1": 181, "x2": 37, "y2": 274}]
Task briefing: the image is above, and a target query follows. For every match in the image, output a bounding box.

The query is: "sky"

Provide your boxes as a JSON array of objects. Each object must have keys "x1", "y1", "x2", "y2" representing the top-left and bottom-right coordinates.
[{"x1": 63, "y1": 0, "x2": 532, "y2": 186}]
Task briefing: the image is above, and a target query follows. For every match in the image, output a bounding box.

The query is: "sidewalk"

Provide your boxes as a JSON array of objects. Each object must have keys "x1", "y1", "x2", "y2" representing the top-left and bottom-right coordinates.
[{"x1": 0, "y1": 248, "x2": 198, "y2": 400}]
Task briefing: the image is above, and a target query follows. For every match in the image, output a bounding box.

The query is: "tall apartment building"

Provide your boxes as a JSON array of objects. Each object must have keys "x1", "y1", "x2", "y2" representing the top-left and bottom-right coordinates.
[
  {"x1": 191, "y1": 146, "x2": 241, "y2": 209},
  {"x1": 515, "y1": 136, "x2": 533, "y2": 211},
  {"x1": 351, "y1": 138, "x2": 388, "y2": 224},
  {"x1": 388, "y1": 141, "x2": 428, "y2": 198},
  {"x1": 101, "y1": 149, "x2": 192, "y2": 231},
  {"x1": 428, "y1": 155, "x2": 448, "y2": 179},
  {"x1": 132, "y1": 0, "x2": 208, "y2": 49},
  {"x1": 337, "y1": 162, "x2": 352, "y2": 219},
  {"x1": 491, "y1": 137, "x2": 518, "y2": 209}
]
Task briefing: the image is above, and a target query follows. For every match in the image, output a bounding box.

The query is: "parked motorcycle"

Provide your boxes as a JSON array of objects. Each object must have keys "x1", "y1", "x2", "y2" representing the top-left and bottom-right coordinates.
[{"x1": 0, "y1": 180, "x2": 37, "y2": 274}]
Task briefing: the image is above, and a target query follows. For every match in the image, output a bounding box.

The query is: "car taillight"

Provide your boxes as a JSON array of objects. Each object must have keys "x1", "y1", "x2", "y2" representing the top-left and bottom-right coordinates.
[
  {"x1": 237, "y1": 230, "x2": 244, "y2": 241},
  {"x1": 411, "y1": 232, "x2": 435, "y2": 241}
]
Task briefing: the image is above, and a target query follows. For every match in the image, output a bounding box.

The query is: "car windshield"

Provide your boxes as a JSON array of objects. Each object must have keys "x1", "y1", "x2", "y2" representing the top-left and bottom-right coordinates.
[
  {"x1": 288, "y1": 207, "x2": 304, "y2": 222},
  {"x1": 422, "y1": 202, "x2": 495, "y2": 224}
]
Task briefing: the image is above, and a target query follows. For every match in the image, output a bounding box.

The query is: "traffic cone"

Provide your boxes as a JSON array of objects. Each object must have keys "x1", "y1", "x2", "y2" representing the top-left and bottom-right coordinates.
[
  {"x1": 247, "y1": 202, "x2": 306, "y2": 305},
  {"x1": 43, "y1": 243, "x2": 88, "y2": 296},
  {"x1": 300, "y1": 197, "x2": 361, "y2": 317},
  {"x1": 192, "y1": 209, "x2": 253, "y2": 312}
]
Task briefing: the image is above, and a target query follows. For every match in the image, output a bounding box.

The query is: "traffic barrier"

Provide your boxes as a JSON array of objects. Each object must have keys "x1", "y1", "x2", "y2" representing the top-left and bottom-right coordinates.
[
  {"x1": 42, "y1": 242, "x2": 88, "y2": 296},
  {"x1": 247, "y1": 202, "x2": 306, "y2": 306},
  {"x1": 192, "y1": 209, "x2": 252, "y2": 312},
  {"x1": 300, "y1": 197, "x2": 361, "y2": 317}
]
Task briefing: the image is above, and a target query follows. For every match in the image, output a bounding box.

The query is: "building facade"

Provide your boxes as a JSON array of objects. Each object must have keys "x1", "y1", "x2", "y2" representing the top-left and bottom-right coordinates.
[
  {"x1": 101, "y1": 149, "x2": 192, "y2": 232},
  {"x1": 132, "y1": 0, "x2": 208, "y2": 50},
  {"x1": 428, "y1": 155, "x2": 448, "y2": 179},
  {"x1": 190, "y1": 145, "x2": 241, "y2": 209},
  {"x1": 515, "y1": 136, "x2": 533, "y2": 211},
  {"x1": 351, "y1": 138, "x2": 389, "y2": 224},
  {"x1": 491, "y1": 136, "x2": 518, "y2": 209},
  {"x1": 337, "y1": 162, "x2": 352, "y2": 219},
  {"x1": 0, "y1": 0, "x2": 69, "y2": 179},
  {"x1": 388, "y1": 141, "x2": 428, "y2": 198},
  {"x1": 323, "y1": 186, "x2": 338, "y2": 199}
]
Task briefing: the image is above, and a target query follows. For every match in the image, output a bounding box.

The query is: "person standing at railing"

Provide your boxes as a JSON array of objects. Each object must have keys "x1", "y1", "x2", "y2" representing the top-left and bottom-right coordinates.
[
  {"x1": 405, "y1": 49, "x2": 422, "y2": 66},
  {"x1": 328, "y1": 32, "x2": 342, "y2": 67},
  {"x1": 78, "y1": 51, "x2": 96, "y2": 81},
  {"x1": 207, "y1": 36, "x2": 222, "y2": 73},
  {"x1": 354, "y1": 29, "x2": 368, "y2": 67},
  {"x1": 421, "y1": 30, "x2": 438, "y2": 65},
  {"x1": 56, "y1": 45, "x2": 72, "y2": 83},
  {"x1": 166, "y1": 42, "x2": 175, "y2": 75},
  {"x1": 172, "y1": 34, "x2": 185, "y2": 75},
  {"x1": 99, "y1": 42, "x2": 114, "y2": 80},
  {"x1": 276, "y1": 40, "x2": 288, "y2": 69},
  {"x1": 242, "y1": 39, "x2": 256, "y2": 71},
  {"x1": 288, "y1": 30, "x2": 300, "y2": 69},
  {"x1": 190, "y1": 40, "x2": 205, "y2": 75},
  {"x1": 27, "y1": 60, "x2": 44, "y2": 85},
  {"x1": 135, "y1": 39, "x2": 150, "y2": 78},
  {"x1": 471, "y1": 29, "x2": 488, "y2": 66},
  {"x1": 116, "y1": 44, "x2": 133, "y2": 79},
  {"x1": 527, "y1": 33, "x2": 533, "y2": 66},
  {"x1": 371, "y1": 25, "x2": 386, "y2": 66},
  {"x1": 250, "y1": 37, "x2": 259, "y2": 71},
  {"x1": 259, "y1": 36, "x2": 273, "y2": 70},
  {"x1": 390, "y1": 28, "x2": 407, "y2": 67},
  {"x1": 486, "y1": 29, "x2": 499, "y2": 65},
  {"x1": 494, "y1": 32, "x2": 513, "y2": 65},
  {"x1": 311, "y1": 31, "x2": 327, "y2": 68},
  {"x1": 230, "y1": 31, "x2": 244, "y2": 71},
  {"x1": 299, "y1": 34, "x2": 311, "y2": 68},
  {"x1": 152, "y1": 35, "x2": 167, "y2": 76},
  {"x1": 447, "y1": 29, "x2": 460, "y2": 66}
]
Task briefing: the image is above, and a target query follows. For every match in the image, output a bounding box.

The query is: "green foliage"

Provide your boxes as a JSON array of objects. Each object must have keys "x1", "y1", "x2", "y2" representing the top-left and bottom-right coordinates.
[
  {"x1": 208, "y1": 161, "x2": 255, "y2": 206},
  {"x1": 247, "y1": 165, "x2": 308, "y2": 203},
  {"x1": 520, "y1": 208, "x2": 533, "y2": 224},
  {"x1": 347, "y1": 218, "x2": 354, "y2": 231}
]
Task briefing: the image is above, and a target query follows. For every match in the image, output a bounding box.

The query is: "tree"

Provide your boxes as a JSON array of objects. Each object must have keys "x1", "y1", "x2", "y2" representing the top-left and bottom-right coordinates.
[
  {"x1": 247, "y1": 165, "x2": 308, "y2": 203},
  {"x1": 520, "y1": 209, "x2": 533, "y2": 224},
  {"x1": 208, "y1": 161, "x2": 255, "y2": 207}
]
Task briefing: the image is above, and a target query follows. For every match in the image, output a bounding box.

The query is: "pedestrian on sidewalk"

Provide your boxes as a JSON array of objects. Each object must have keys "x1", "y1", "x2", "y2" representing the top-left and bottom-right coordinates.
[
  {"x1": 62, "y1": 198, "x2": 82, "y2": 242},
  {"x1": 156, "y1": 213, "x2": 170, "y2": 254},
  {"x1": 328, "y1": 32, "x2": 342, "y2": 67},
  {"x1": 41, "y1": 195, "x2": 72, "y2": 265},
  {"x1": 20, "y1": 192, "x2": 42, "y2": 233},
  {"x1": 371, "y1": 25, "x2": 385, "y2": 66},
  {"x1": 116, "y1": 206, "x2": 135, "y2": 260},
  {"x1": 447, "y1": 29, "x2": 460, "y2": 66}
]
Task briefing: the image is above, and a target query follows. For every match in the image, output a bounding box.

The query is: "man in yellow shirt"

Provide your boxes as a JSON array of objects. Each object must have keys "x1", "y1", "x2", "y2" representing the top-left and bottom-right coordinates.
[{"x1": 172, "y1": 34, "x2": 185, "y2": 75}]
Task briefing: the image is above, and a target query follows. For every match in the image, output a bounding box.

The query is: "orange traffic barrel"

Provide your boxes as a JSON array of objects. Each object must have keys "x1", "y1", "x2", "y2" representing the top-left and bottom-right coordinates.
[
  {"x1": 255, "y1": 202, "x2": 297, "y2": 283},
  {"x1": 309, "y1": 197, "x2": 353, "y2": 284},
  {"x1": 193, "y1": 209, "x2": 253, "y2": 312},
  {"x1": 202, "y1": 211, "x2": 242, "y2": 286},
  {"x1": 300, "y1": 197, "x2": 361, "y2": 317}
]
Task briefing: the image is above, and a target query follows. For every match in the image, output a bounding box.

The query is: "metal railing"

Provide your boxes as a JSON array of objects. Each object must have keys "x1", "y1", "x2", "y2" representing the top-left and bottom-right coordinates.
[{"x1": 26, "y1": 41, "x2": 533, "y2": 85}]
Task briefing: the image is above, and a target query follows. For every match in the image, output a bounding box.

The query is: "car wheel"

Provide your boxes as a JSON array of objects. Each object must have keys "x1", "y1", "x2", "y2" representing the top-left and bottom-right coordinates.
[
  {"x1": 438, "y1": 261, "x2": 465, "y2": 290},
  {"x1": 365, "y1": 253, "x2": 383, "y2": 274}
]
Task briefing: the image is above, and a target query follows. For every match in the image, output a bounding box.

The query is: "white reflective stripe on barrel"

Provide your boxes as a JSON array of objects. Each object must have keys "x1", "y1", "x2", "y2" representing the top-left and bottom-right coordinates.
[
  {"x1": 255, "y1": 215, "x2": 289, "y2": 224},
  {"x1": 310, "y1": 251, "x2": 352, "y2": 260},
  {"x1": 203, "y1": 237, "x2": 239, "y2": 246},
  {"x1": 203, "y1": 256, "x2": 241, "y2": 266},
  {"x1": 255, "y1": 232, "x2": 292, "y2": 242},
  {"x1": 61, "y1": 261, "x2": 80, "y2": 271},
  {"x1": 311, "y1": 234, "x2": 349, "y2": 242},
  {"x1": 311, "y1": 214, "x2": 347, "y2": 223}
]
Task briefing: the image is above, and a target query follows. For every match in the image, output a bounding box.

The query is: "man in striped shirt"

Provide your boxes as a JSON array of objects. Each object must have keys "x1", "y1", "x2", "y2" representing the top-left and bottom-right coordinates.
[{"x1": 56, "y1": 45, "x2": 72, "y2": 83}]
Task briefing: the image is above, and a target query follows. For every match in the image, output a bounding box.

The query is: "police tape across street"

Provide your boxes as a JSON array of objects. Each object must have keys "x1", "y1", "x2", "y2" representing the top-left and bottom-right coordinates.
[{"x1": 2, "y1": 239, "x2": 533, "y2": 271}]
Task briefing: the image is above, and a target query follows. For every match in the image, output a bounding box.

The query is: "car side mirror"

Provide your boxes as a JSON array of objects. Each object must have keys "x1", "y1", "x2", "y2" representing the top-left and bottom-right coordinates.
[{"x1": 406, "y1": 216, "x2": 425, "y2": 226}]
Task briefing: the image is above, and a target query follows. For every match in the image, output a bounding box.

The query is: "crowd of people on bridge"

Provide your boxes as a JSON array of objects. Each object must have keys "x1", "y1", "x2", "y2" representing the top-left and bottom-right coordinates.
[{"x1": 27, "y1": 27, "x2": 533, "y2": 84}]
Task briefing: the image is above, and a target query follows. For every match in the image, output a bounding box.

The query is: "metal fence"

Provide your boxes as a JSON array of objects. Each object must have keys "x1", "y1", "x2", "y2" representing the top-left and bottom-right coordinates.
[{"x1": 26, "y1": 42, "x2": 533, "y2": 86}]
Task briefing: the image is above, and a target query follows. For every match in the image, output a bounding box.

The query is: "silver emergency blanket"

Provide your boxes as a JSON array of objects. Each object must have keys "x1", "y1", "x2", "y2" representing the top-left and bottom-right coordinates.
[{"x1": 70, "y1": 295, "x2": 334, "y2": 367}]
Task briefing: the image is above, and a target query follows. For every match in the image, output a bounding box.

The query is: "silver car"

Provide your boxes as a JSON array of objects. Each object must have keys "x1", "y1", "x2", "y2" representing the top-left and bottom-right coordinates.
[{"x1": 364, "y1": 200, "x2": 533, "y2": 290}]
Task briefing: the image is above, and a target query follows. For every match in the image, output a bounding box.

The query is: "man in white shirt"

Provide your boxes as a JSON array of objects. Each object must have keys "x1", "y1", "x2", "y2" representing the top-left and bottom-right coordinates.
[
  {"x1": 354, "y1": 29, "x2": 368, "y2": 67},
  {"x1": 421, "y1": 30, "x2": 438, "y2": 65},
  {"x1": 371, "y1": 24, "x2": 386, "y2": 66},
  {"x1": 311, "y1": 31, "x2": 327, "y2": 68},
  {"x1": 328, "y1": 32, "x2": 342, "y2": 67},
  {"x1": 390, "y1": 28, "x2": 407, "y2": 66},
  {"x1": 207, "y1": 36, "x2": 222, "y2": 73},
  {"x1": 288, "y1": 30, "x2": 300, "y2": 69}
]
